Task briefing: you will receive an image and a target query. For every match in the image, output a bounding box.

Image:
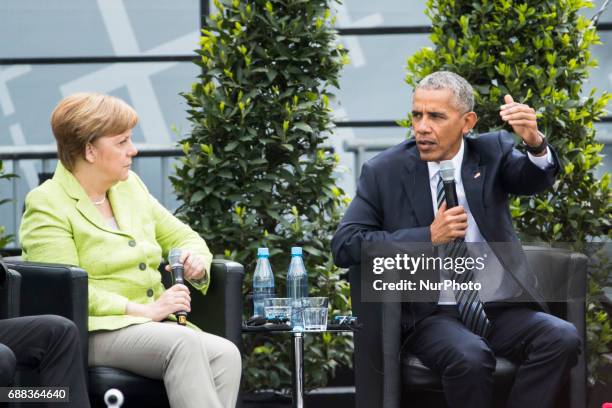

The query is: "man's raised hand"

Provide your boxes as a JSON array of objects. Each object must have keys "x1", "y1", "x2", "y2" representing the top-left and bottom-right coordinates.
[{"x1": 499, "y1": 94, "x2": 543, "y2": 149}]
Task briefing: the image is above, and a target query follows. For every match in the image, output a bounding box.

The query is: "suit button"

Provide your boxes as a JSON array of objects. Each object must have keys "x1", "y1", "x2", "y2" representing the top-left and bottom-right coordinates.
[
  {"x1": 146, "y1": 288, "x2": 154, "y2": 297},
  {"x1": 128, "y1": 240, "x2": 136, "y2": 247},
  {"x1": 139, "y1": 263, "x2": 146, "y2": 271}
]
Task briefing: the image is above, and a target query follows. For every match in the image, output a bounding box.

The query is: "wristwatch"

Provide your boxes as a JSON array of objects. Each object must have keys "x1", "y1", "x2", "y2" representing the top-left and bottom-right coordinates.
[{"x1": 523, "y1": 133, "x2": 547, "y2": 155}]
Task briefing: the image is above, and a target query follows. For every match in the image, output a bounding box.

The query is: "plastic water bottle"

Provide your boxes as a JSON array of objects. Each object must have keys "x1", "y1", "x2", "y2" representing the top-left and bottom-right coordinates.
[
  {"x1": 252, "y1": 247, "x2": 275, "y2": 317},
  {"x1": 286, "y1": 246, "x2": 309, "y2": 331}
]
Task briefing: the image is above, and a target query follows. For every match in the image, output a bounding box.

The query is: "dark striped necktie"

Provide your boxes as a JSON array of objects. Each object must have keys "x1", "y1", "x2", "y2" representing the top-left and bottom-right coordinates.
[{"x1": 436, "y1": 175, "x2": 490, "y2": 337}]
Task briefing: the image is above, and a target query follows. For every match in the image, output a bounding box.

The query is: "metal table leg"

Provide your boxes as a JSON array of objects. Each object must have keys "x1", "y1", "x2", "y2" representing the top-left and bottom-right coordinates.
[{"x1": 291, "y1": 331, "x2": 304, "y2": 408}]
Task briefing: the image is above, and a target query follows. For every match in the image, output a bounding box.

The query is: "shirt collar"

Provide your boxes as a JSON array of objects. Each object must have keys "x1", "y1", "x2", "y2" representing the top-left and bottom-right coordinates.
[{"x1": 427, "y1": 139, "x2": 464, "y2": 181}]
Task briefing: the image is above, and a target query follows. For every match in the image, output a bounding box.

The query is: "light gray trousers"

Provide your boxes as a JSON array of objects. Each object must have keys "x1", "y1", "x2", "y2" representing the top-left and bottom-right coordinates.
[{"x1": 89, "y1": 321, "x2": 241, "y2": 408}]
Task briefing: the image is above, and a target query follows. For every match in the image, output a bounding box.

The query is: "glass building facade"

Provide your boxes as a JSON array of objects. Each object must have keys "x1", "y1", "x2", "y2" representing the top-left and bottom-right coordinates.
[{"x1": 0, "y1": 0, "x2": 610, "y2": 244}]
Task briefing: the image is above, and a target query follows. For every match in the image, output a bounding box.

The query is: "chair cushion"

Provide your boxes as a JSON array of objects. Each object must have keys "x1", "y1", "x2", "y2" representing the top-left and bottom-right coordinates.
[
  {"x1": 401, "y1": 353, "x2": 517, "y2": 390},
  {"x1": 89, "y1": 366, "x2": 169, "y2": 408}
]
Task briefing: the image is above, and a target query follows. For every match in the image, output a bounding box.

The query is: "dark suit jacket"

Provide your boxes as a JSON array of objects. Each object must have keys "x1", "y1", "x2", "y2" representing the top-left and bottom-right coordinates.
[{"x1": 331, "y1": 130, "x2": 560, "y2": 329}]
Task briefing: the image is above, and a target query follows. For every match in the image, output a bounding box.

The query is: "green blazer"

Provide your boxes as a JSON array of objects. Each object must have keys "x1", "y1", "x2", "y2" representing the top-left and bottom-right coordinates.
[{"x1": 19, "y1": 162, "x2": 213, "y2": 332}]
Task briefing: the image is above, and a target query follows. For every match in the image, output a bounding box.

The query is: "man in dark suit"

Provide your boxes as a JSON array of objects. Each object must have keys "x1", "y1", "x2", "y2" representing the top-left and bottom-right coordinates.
[{"x1": 332, "y1": 71, "x2": 580, "y2": 408}]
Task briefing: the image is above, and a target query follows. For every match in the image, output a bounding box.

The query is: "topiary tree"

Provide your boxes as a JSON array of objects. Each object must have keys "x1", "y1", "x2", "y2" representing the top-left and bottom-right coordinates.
[
  {"x1": 402, "y1": 0, "x2": 611, "y2": 388},
  {"x1": 172, "y1": 0, "x2": 352, "y2": 392}
]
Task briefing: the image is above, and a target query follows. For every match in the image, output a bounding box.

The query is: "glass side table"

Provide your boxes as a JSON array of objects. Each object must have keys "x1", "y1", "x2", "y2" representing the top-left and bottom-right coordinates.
[{"x1": 242, "y1": 324, "x2": 353, "y2": 408}]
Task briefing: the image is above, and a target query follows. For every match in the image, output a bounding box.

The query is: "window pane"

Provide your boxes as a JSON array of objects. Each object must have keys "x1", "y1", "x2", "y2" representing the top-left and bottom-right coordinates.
[
  {"x1": 338, "y1": 0, "x2": 612, "y2": 28},
  {"x1": 582, "y1": 0, "x2": 612, "y2": 23},
  {"x1": 337, "y1": 0, "x2": 429, "y2": 28},
  {"x1": 0, "y1": 0, "x2": 199, "y2": 58},
  {"x1": 334, "y1": 34, "x2": 431, "y2": 122},
  {"x1": 584, "y1": 31, "x2": 612, "y2": 111},
  {"x1": 0, "y1": 62, "x2": 199, "y2": 147}
]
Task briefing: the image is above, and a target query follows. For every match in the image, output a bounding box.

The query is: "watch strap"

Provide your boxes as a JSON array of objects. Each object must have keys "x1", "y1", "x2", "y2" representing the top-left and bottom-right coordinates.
[{"x1": 523, "y1": 134, "x2": 547, "y2": 155}]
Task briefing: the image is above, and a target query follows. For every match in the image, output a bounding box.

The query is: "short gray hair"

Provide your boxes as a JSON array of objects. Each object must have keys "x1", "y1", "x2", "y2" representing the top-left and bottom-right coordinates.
[{"x1": 416, "y1": 71, "x2": 474, "y2": 113}]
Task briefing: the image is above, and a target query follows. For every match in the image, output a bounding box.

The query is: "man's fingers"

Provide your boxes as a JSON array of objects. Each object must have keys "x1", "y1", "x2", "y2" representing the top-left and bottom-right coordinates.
[
  {"x1": 500, "y1": 111, "x2": 537, "y2": 121},
  {"x1": 500, "y1": 104, "x2": 534, "y2": 114},
  {"x1": 499, "y1": 102, "x2": 519, "y2": 111},
  {"x1": 448, "y1": 213, "x2": 468, "y2": 223},
  {"x1": 451, "y1": 231, "x2": 467, "y2": 239},
  {"x1": 508, "y1": 120, "x2": 535, "y2": 126},
  {"x1": 444, "y1": 205, "x2": 466, "y2": 215},
  {"x1": 504, "y1": 94, "x2": 514, "y2": 105},
  {"x1": 452, "y1": 221, "x2": 468, "y2": 230},
  {"x1": 502, "y1": 114, "x2": 537, "y2": 122}
]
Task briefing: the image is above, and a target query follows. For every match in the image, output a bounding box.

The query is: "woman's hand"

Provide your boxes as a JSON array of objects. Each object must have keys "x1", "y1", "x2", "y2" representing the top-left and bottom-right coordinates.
[
  {"x1": 126, "y1": 284, "x2": 191, "y2": 322},
  {"x1": 164, "y1": 249, "x2": 207, "y2": 281}
]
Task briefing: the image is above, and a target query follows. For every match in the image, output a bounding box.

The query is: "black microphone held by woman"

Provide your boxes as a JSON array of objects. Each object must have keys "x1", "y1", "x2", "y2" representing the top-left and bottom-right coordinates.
[{"x1": 168, "y1": 248, "x2": 188, "y2": 325}]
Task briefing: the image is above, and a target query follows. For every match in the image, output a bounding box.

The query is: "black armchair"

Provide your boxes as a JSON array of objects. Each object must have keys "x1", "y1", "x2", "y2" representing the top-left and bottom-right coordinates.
[
  {"x1": 0, "y1": 261, "x2": 21, "y2": 321},
  {"x1": 349, "y1": 246, "x2": 587, "y2": 408},
  {"x1": 0, "y1": 261, "x2": 21, "y2": 386},
  {"x1": 3, "y1": 258, "x2": 244, "y2": 408}
]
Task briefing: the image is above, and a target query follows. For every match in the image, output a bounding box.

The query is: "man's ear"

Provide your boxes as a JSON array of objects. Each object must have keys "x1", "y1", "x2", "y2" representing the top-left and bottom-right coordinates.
[{"x1": 463, "y1": 111, "x2": 478, "y2": 133}]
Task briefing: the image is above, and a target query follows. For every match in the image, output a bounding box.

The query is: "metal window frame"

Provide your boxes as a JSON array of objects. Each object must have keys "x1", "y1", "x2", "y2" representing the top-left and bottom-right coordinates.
[{"x1": 0, "y1": 2, "x2": 610, "y2": 126}]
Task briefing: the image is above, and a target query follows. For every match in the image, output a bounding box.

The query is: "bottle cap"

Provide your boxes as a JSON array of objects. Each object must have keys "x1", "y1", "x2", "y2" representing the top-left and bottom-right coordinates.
[
  {"x1": 257, "y1": 247, "x2": 269, "y2": 257},
  {"x1": 291, "y1": 247, "x2": 302, "y2": 256}
]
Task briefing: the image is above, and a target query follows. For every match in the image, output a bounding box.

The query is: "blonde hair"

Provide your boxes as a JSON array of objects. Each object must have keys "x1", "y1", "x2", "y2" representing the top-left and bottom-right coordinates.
[{"x1": 50, "y1": 93, "x2": 138, "y2": 171}]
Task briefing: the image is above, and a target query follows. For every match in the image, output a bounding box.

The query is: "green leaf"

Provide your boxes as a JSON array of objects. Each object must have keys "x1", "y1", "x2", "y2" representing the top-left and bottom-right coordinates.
[
  {"x1": 225, "y1": 141, "x2": 239, "y2": 151},
  {"x1": 293, "y1": 122, "x2": 313, "y2": 133},
  {"x1": 190, "y1": 191, "x2": 207, "y2": 204}
]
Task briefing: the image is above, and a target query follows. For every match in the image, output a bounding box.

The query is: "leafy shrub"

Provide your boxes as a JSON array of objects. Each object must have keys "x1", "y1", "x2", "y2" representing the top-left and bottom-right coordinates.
[{"x1": 172, "y1": 0, "x2": 352, "y2": 391}]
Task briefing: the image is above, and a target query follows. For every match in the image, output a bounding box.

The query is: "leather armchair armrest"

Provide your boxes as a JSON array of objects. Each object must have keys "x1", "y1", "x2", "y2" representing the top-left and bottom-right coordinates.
[
  {"x1": 522, "y1": 246, "x2": 588, "y2": 320},
  {"x1": 0, "y1": 264, "x2": 21, "y2": 319},
  {"x1": 522, "y1": 246, "x2": 588, "y2": 408}
]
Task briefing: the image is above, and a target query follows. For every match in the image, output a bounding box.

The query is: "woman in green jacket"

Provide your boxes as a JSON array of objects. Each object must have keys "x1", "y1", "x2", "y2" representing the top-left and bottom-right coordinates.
[{"x1": 19, "y1": 93, "x2": 241, "y2": 408}]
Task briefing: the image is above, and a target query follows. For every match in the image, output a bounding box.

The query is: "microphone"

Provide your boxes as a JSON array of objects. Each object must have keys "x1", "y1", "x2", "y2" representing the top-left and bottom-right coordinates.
[
  {"x1": 168, "y1": 248, "x2": 188, "y2": 326},
  {"x1": 439, "y1": 161, "x2": 458, "y2": 208}
]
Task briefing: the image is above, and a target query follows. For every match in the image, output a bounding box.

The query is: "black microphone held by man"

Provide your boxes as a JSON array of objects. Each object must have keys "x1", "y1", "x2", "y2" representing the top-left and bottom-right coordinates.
[{"x1": 439, "y1": 160, "x2": 458, "y2": 208}]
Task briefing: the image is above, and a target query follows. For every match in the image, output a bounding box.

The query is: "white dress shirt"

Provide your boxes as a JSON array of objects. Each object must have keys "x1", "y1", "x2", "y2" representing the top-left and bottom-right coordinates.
[{"x1": 427, "y1": 140, "x2": 553, "y2": 304}]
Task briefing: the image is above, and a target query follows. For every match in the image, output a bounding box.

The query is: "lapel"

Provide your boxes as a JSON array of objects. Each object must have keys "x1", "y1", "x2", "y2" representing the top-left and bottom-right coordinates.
[
  {"x1": 53, "y1": 162, "x2": 132, "y2": 237},
  {"x1": 402, "y1": 147, "x2": 435, "y2": 226},
  {"x1": 108, "y1": 184, "x2": 133, "y2": 235},
  {"x1": 461, "y1": 139, "x2": 488, "y2": 238}
]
